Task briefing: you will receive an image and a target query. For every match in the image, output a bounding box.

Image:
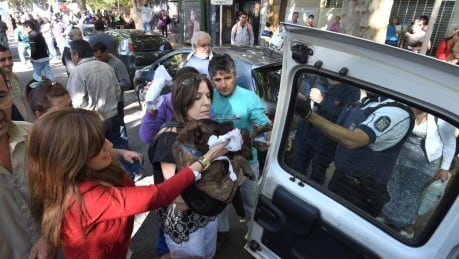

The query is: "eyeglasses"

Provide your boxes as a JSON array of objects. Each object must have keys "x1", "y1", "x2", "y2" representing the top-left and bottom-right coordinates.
[{"x1": 0, "y1": 56, "x2": 13, "y2": 62}]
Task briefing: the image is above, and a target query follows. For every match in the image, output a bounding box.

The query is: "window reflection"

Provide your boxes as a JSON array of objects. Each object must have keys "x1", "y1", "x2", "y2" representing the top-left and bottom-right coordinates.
[{"x1": 284, "y1": 71, "x2": 458, "y2": 240}]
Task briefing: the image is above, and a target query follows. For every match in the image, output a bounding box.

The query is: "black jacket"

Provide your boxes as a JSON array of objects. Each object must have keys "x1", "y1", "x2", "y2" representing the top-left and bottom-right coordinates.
[{"x1": 28, "y1": 30, "x2": 49, "y2": 59}]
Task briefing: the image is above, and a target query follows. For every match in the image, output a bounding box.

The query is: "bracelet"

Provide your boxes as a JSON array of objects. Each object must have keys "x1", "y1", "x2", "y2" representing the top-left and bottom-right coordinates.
[{"x1": 198, "y1": 156, "x2": 211, "y2": 171}]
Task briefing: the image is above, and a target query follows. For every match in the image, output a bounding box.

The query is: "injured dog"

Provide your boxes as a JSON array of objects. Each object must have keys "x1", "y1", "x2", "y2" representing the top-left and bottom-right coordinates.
[{"x1": 173, "y1": 118, "x2": 255, "y2": 216}]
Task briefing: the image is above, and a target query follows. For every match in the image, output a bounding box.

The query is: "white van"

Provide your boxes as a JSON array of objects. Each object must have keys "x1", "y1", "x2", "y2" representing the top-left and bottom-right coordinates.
[{"x1": 246, "y1": 24, "x2": 459, "y2": 258}]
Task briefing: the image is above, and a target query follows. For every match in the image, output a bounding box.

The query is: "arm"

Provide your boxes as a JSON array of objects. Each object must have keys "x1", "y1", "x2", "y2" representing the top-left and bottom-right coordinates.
[
  {"x1": 67, "y1": 73, "x2": 87, "y2": 109},
  {"x1": 437, "y1": 119, "x2": 456, "y2": 170},
  {"x1": 139, "y1": 94, "x2": 172, "y2": 143},
  {"x1": 249, "y1": 92, "x2": 271, "y2": 128},
  {"x1": 436, "y1": 39, "x2": 448, "y2": 60},
  {"x1": 27, "y1": 237, "x2": 56, "y2": 259},
  {"x1": 115, "y1": 62, "x2": 131, "y2": 91},
  {"x1": 77, "y1": 141, "x2": 229, "y2": 222},
  {"x1": 231, "y1": 25, "x2": 237, "y2": 45},
  {"x1": 308, "y1": 112, "x2": 370, "y2": 149},
  {"x1": 28, "y1": 33, "x2": 37, "y2": 59}
]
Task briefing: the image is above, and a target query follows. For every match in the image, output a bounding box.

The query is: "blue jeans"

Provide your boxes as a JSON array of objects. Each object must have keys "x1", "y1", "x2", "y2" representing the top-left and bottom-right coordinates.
[
  {"x1": 142, "y1": 22, "x2": 151, "y2": 32},
  {"x1": 17, "y1": 43, "x2": 30, "y2": 64},
  {"x1": 32, "y1": 60, "x2": 54, "y2": 80},
  {"x1": 218, "y1": 161, "x2": 259, "y2": 232}
]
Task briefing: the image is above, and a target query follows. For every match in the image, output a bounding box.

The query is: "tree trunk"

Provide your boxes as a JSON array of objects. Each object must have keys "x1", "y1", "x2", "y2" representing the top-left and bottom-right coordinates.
[
  {"x1": 131, "y1": 0, "x2": 141, "y2": 30},
  {"x1": 341, "y1": 0, "x2": 393, "y2": 43},
  {"x1": 77, "y1": 0, "x2": 86, "y2": 12}
]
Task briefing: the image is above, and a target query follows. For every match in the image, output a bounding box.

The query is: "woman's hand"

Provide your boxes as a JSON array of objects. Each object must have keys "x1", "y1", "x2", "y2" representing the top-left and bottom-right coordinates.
[
  {"x1": 436, "y1": 169, "x2": 450, "y2": 182},
  {"x1": 205, "y1": 139, "x2": 230, "y2": 160},
  {"x1": 27, "y1": 237, "x2": 55, "y2": 259},
  {"x1": 172, "y1": 195, "x2": 190, "y2": 212}
]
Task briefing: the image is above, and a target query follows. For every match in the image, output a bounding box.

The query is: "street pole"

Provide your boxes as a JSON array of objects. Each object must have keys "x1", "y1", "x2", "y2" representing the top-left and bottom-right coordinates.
[
  {"x1": 220, "y1": 5, "x2": 222, "y2": 46},
  {"x1": 420, "y1": 0, "x2": 442, "y2": 55}
]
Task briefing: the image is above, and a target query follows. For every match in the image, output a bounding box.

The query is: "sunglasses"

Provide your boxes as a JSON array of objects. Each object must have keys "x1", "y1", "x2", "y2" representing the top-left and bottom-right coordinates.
[{"x1": 180, "y1": 74, "x2": 208, "y2": 87}]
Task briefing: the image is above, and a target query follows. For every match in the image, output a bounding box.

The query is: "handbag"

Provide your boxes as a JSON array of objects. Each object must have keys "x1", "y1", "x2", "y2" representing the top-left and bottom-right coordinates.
[{"x1": 418, "y1": 173, "x2": 450, "y2": 215}]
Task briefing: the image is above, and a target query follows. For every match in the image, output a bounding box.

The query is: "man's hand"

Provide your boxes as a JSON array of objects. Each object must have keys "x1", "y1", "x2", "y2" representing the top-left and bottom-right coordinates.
[
  {"x1": 295, "y1": 96, "x2": 312, "y2": 120},
  {"x1": 145, "y1": 78, "x2": 166, "y2": 110},
  {"x1": 309, "y1": 88, "x2": 324, "y2": 104},
  {"x1": 28, "y1": 238, "x2": 56, "y2": 259}
]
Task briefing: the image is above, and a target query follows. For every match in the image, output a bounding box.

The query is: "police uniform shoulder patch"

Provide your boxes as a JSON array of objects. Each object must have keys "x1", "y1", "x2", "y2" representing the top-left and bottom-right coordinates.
[{"x1": 374, "y1": 116, "x2": 391, "y2": 132}]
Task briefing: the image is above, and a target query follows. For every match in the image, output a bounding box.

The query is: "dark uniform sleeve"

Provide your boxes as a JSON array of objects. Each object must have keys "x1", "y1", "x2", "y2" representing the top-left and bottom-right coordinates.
[{"x1": 148, "y1": 132, "x2": 177, "y2": 183}]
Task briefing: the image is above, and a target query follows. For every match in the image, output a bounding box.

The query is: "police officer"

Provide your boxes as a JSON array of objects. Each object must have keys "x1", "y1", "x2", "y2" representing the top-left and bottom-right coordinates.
[
  {"x1": 296, "y1": 92, "x2": 414, "y2": 216},
  {"x1": 292, "y1": 75, "x2": 360, "y2": 184}
]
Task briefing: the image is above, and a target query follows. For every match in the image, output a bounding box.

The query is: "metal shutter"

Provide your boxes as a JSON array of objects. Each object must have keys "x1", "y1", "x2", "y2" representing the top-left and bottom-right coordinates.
[{"x1": 390, "y1": 0, "x2": 456, "y2": 56}]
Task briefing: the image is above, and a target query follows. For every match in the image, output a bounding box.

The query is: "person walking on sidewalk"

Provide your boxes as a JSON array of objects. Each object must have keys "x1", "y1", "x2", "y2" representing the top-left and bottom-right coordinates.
[
  {"x1": 231, "y1": 11, "x2": 254, "y2": 46},
  {"x1": 23, "y1": 20, "x2": 54, "y2": 81},
  {"x1": 13, "y1": 20, "x2": 31, "y2": 66},
  {"x1": 0, "y1": 15, "x2": 9, "y2": 48},
  {"x1": 141, "y1": 1, "x2": 153, "y2": 33}
]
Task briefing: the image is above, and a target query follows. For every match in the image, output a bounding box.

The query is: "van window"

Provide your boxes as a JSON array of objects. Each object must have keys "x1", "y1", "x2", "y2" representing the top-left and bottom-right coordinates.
[{"x1": 282, "y1": 70, "x2": 458, "y2": 243}]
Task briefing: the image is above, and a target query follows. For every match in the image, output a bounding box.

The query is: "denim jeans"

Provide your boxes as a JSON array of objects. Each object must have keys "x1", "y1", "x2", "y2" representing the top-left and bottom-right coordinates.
[
  {"x1": 142, "y1": 22, "x2": 151, "y2": 32},
  {"x1": 32, "y1": 60, "x2": 54, "y2": 80},
  {"x1": 218, "y1": 161, "x2": 259, "y2": 232},
  {"x1": 17, "y1": 43, "x2": 30, "y2": 64}
]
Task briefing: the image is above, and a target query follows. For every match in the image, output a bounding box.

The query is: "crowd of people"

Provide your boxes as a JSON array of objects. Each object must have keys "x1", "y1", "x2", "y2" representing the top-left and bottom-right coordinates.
[
  {"x1": 0, "y1": 10, "x2": 272, "y2": 256},
  {"x1": 384, "y1": 14, "x2": 459, "y2": 65},
  {"x1": 0, "y1": 6, "x2": 458, "y2": 259}
]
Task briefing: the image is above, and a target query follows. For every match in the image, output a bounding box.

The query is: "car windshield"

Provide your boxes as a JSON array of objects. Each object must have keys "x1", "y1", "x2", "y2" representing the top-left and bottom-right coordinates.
[
  {"x1": 252, "y1": 67, "x2": 282, "y2": 103},
  {"x1": 81, "y1": 26, "x2": 95, "y2": 37},
  {"x1": 133, "y1": 35, "x2": 171, "y2": 51}
]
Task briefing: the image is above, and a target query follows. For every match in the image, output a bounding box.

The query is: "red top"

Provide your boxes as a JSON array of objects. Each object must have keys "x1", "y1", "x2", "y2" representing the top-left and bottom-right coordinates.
[
  {"x1": 61, "y1": 168, "x2": 195, "y2": 259},
  {"x1": 436, "y1": 38, "x2": 452, "y2": 60}
]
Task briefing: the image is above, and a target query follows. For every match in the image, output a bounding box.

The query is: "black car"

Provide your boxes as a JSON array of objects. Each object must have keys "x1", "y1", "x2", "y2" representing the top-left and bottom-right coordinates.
[
  {"x1": 105, "y1": 29, "x2": 174, "y2": 83},
  {"x1": 133, "y1": 46, "x2": 283, "y2": 119}
]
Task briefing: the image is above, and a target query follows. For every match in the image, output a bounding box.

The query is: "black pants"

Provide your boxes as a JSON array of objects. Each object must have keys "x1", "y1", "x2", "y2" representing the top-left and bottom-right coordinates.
[{"x1": 160, "y1": 25, "x2": 168, "y2": 37}]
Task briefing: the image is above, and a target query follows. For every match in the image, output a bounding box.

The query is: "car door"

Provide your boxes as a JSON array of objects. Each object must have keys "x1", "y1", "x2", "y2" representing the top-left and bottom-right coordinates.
[{"x1": 246, "y1": 24, "x2": 459, "y2": 258}]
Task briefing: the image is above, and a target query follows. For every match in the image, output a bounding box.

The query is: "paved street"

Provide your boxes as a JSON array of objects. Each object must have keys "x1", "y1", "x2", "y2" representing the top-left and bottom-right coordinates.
[{"x1": 10, "y1": 35, "x2": 253, "y2": 258}]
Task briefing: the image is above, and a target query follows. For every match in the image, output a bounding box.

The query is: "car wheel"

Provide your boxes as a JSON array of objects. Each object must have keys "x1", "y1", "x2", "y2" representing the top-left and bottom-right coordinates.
[{"x1": 134, "y1": 83, "x2": 146, "y2": 107}]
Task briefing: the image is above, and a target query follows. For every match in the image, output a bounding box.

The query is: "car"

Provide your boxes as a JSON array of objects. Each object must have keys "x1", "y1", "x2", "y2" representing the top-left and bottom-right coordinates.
[
  {"x1": 105, "y1": 29, "x2": 174, "y2": 83},
  {"x1": 133, "y1": 46, "x2": 283, "y2": 120},
  {"x1": 245, "y1": 24, "x2": 459, "y2": 258},
  {"x1": 74, "y1": 24, "x2": 96, "y2": 42}
]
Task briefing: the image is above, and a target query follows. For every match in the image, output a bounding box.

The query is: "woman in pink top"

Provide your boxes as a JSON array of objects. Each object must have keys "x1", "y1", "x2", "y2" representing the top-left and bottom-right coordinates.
[{"x1": 329, "y1": 16, "x2": 341, "y2": 32}]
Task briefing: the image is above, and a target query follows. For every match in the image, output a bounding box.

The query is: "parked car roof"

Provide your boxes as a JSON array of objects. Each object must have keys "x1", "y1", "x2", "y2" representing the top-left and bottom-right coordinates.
[{"x1": 105, "y1": 29, "x2": 174, "y2": 84}]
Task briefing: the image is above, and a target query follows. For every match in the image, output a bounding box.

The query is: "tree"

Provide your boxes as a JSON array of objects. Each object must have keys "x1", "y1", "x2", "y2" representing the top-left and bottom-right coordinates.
[
  {"x1": 339, "y1": 0, "x2": 393, "y2": 43},
  {"x1": 77, "y1": 0, "x2": 86, "y2": 12}
]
